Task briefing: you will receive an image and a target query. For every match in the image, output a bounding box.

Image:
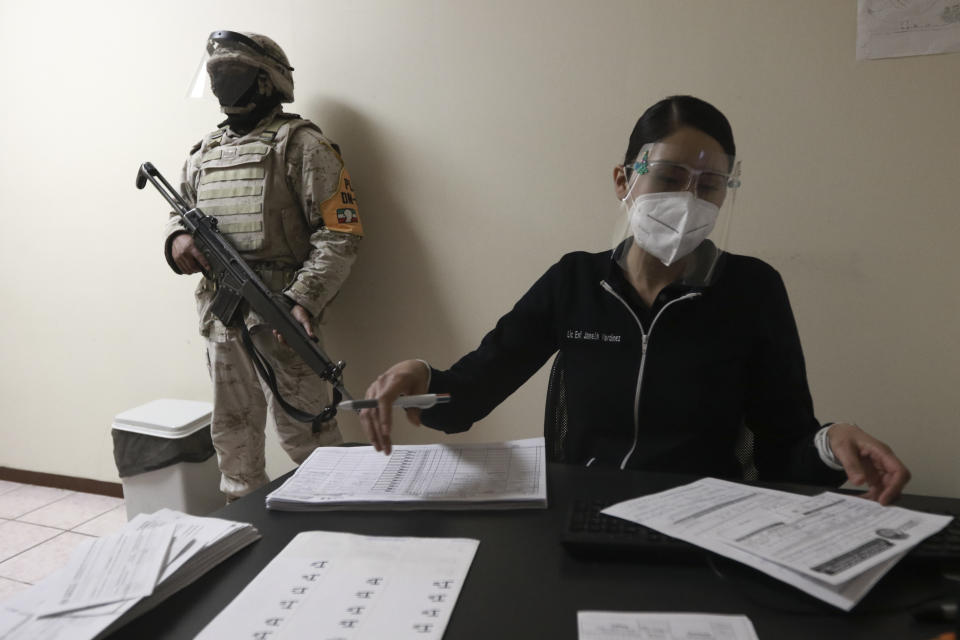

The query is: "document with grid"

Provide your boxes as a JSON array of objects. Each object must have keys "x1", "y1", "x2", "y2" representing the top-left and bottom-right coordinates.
[{"x1": 265, "y1": 437, "x2": 546, "y2": 510}]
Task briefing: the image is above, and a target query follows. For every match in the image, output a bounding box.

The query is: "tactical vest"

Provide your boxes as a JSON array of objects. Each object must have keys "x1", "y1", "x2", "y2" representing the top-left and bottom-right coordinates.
[{"x1": 194, "y1": 115, "x2": 319, "y2": 271}]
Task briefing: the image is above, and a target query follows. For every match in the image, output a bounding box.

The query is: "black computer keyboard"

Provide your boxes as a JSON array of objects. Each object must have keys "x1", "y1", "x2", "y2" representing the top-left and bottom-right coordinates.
[
  {"x1": 561, "y1": 498, "x2": 703, "y2": 562},
  {"x1": 561, "y1": 497, "x2": 960, "y2": 566},
  {"x1": 906, "y1": 508, "x2": 960, "y2": 565}
]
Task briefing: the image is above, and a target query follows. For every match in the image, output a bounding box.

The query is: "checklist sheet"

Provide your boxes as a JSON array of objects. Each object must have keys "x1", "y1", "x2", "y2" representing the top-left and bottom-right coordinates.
[{"x1": 266, "y1": 437, "x2": 546, "y2": 510}]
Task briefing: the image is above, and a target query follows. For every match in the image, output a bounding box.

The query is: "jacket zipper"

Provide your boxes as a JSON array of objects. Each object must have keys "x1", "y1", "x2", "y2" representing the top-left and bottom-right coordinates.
[{"x1": 599, "y1": 281, "x2": 700, "y2": 469}]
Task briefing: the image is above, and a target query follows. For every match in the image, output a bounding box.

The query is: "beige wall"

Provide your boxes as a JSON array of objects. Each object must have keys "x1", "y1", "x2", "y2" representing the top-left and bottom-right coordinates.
[{"x1": 1, "y1": 1, "x2": 957, "y2": 497}]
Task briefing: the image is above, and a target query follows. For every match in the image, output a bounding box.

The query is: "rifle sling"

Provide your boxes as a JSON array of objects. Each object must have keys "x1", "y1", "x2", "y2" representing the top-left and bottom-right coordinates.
[{"x1": 239, "y1": 322, "x2": 340, "y2": 432}]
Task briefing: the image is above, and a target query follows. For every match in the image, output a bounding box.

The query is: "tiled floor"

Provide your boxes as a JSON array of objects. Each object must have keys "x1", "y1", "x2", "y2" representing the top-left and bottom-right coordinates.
[{"x1": 0, "y1": 481, "x2": 126, "y2": 603}]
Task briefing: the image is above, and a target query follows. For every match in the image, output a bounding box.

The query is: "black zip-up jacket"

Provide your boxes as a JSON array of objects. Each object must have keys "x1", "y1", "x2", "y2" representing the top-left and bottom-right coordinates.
[{"x1": 423, "y1": 247, "x2": 845, "y2": 486}]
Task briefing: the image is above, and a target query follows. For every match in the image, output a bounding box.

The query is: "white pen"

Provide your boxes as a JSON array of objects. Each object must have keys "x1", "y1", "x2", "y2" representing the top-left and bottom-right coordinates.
[{"x1": 338, "y1": 393, "x2": 452, "y2": 411}]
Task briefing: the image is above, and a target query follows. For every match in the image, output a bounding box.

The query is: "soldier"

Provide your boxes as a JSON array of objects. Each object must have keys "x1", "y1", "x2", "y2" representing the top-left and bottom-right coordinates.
[{"x1": 164, "y1": 30, "x2": 363, "y2": 501}]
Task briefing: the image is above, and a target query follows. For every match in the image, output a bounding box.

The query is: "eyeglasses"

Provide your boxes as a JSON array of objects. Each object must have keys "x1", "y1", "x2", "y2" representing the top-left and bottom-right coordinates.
[{"x1": 630, "y1": 149, "x2": 741, "y2": 199}]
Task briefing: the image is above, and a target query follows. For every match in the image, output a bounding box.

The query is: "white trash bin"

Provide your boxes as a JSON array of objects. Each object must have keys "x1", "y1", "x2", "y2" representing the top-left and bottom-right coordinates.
[{"x1": 111, "y1": 399, "x2": 223, "y2": 519}]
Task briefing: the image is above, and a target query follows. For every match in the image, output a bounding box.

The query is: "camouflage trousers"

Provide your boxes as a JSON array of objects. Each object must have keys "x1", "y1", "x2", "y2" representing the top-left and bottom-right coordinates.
[{"x1": 205, "y1": 326, "x2": 342, "y2": 500}]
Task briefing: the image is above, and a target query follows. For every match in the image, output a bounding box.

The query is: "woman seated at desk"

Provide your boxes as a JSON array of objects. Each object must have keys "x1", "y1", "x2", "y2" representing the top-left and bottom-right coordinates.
[{"x1": 358, "y1": 95, "x2": 911, "y2": 505}]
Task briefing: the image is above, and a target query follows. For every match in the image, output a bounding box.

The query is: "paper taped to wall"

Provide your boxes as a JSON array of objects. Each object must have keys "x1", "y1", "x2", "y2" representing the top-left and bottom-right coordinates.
[{"x1": 858, "y1": 0, "x2": 960, "y2": 59}]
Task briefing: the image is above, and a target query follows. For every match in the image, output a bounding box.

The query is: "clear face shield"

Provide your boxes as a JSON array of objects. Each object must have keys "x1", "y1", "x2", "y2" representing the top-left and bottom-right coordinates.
[
  {"x1": 613, "y1": 142, "x2": 742, "y2": 288},
  {"x1": 187, "y1": 30, "x2": 264, "y2": 104}
]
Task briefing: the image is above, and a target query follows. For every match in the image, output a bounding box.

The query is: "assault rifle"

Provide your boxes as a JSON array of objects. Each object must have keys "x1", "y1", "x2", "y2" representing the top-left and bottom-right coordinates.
[{"x1": 137, "y1": 161, "x2": 352, "y2": 427}]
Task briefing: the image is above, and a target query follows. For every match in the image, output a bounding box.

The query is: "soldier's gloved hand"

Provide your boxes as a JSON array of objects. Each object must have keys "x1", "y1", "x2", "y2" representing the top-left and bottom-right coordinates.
[
  {"x1": 274, "y1": 304, "x2": 314, "y2": 346},
  {"x1": 171, "y1": 234, "x2": 211, "y2": 274}
]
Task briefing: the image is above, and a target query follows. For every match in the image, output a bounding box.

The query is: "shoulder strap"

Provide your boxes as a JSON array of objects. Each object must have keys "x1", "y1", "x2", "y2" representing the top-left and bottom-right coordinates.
[
  {"x1": 239, "y1": 322, "x2": 341, "y2": 431},
  {"x1": 208, "y1": 128, "x2": 226, "y2": 145},
  {"x1": 257, "y1": 118, "x2": 285, "y2": 142}
]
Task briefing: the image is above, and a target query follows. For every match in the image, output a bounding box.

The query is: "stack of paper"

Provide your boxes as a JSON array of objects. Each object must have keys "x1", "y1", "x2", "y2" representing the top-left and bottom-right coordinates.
[
  {"x1": 603, "y1": 478, "x2": 954, "y2": 610},
  {"x1": 0, "y1": 509, "x2": 260, "y2": 640},
  {"x1": 266, "y1": 437, "x2": 547, "y2": 511},
  {"x1": 195, "y1": 531, "x2": 479, "y2": 639}
]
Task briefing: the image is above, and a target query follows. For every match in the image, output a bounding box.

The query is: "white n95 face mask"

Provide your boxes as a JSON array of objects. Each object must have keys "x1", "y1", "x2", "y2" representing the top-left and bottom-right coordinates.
[{"x1": 627, "y1": 191, "x2": 719, "y2": 266}]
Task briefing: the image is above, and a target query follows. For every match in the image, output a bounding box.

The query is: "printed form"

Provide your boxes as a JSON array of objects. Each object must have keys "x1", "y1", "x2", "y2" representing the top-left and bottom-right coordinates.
[
  {"x1": 603, "y1": 478, "x2": 952, "y2": 610},
  {"x1": 35, "y1": 524, "x2": 174, "y2": 617},
  {"x1": 578, "y1": 611, "x2": 759, "y2": 640},
  {"x1": 195, "y1": 531, "x2": 479, "y2": 640},
  {"x1": 0, "y1": 510, "x2": 259, "y2": 640},
  {"x1": 266, "y1": 437, "x2": 546, "y2": 510}
]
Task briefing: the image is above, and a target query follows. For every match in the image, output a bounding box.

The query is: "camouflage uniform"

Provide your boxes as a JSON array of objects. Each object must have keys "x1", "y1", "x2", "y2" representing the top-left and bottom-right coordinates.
[{"x1": 164, "y1": 105, "x2": 363, "y2": 500}]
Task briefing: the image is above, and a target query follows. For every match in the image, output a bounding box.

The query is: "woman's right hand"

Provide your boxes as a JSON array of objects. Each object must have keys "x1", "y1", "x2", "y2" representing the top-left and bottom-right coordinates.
[{"x1": 358, "y1": 359, "x2": 431, "y2": 454}]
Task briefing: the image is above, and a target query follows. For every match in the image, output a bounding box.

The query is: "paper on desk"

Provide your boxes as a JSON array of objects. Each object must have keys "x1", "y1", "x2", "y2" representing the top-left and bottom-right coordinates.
[
  {"x1": 265, "y1": 437, "x2": 547, "y2": 510},
  {"x1": 0, "y1": 510, "x2": 259, "y2": 640},
  {"x1": 715, "y1": 490, "x2": 951, "y2": 585},
  {"x1": 0, "y1": 559, "x2": 142, "y2": 640},
  {"x1": 128, "y1": 508, "x2": 246, "y2": 582},
  {"x1": 578, "y1": 611, "x2": 759, "y2": 640},
  {"x1": 602, "y1": 478, "x2": 949, "y2": 610},
  {"x1": 196, "y1": 531, "x2": 479, "y2": 640},
  {"x1": 0, "y1": 598, "x2": 137, "y2": 640},
  {"x1": 0, "y1": 610, "x2": 30, "y2": 638},
  {"x1": 35, "y1": 523, "x2": 174, "y2": 617}
]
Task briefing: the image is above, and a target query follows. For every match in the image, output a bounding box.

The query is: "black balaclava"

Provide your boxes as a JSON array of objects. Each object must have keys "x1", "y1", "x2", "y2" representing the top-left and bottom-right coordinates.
[
  {"x1": 210, "y1": 63, "x2": 283, "y2": 135},
  {"x1": 222, "y1": 90, "x2": 283, "y2": 135}
]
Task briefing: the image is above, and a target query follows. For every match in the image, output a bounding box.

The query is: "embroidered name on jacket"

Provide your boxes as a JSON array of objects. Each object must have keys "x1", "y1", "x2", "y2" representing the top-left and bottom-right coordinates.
[{"x1": 566, "y1": 329, "x2": 622, "y2": 343}]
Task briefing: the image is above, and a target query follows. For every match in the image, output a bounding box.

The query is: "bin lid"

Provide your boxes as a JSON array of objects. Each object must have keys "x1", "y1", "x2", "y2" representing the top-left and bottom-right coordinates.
[{"x1": 112, "y1": 399, "x2": 213, "y2": 439}]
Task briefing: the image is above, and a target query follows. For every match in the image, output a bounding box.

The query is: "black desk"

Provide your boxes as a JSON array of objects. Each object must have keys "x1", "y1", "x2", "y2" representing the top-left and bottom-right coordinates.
[{"x1": 108, "y1": 464, "x2": 959, "y2": 639}]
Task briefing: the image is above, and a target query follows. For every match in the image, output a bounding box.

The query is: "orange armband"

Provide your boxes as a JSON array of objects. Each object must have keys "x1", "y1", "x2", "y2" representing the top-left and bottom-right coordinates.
[{"x1": 320, "y1": 167, "x2": 363, "y2": 236}]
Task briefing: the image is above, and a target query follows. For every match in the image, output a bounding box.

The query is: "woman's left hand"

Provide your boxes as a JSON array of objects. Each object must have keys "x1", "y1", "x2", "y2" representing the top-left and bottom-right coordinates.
[{"x1": 827, "y1": 423, "x2": 911, "y2": 505}]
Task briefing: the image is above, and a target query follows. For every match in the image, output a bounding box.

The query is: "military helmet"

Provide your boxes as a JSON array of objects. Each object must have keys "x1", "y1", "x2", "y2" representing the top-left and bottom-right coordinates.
[{"x1": 205, "y1": 31, "x2": 294, "y2": 102}]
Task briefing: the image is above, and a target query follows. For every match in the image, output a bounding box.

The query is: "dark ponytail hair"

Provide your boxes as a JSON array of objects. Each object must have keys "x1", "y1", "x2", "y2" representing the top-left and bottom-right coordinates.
[{"x1": 624, "y1": 96, "x2": 735, "y2": 176}]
